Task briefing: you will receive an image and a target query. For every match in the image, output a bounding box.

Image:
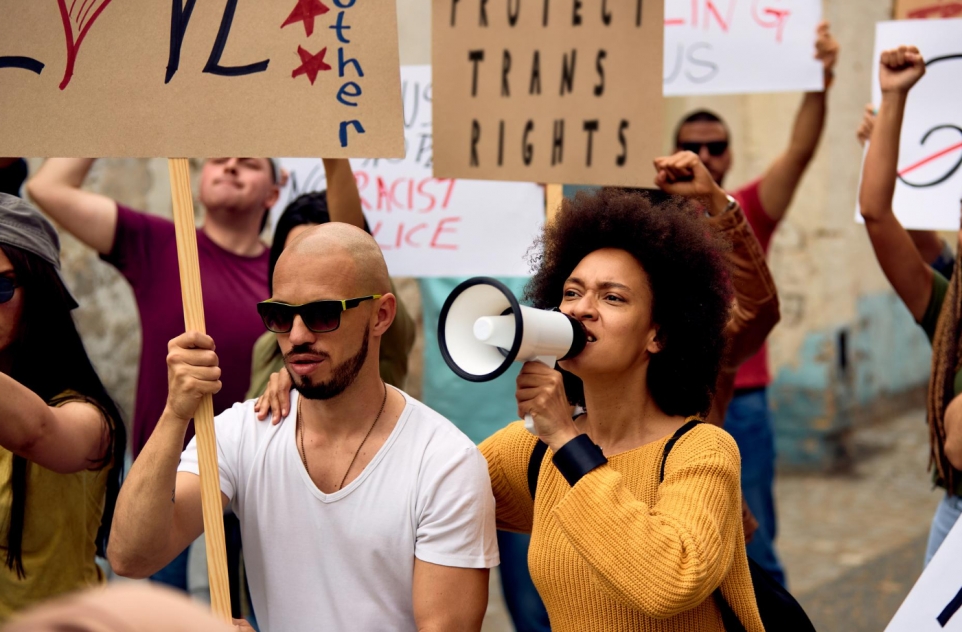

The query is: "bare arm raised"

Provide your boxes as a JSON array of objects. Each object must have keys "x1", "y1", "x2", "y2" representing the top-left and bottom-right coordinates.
[
  {"x1": 858, "y1": 45, "x2": 933, "y2": 321},
  {"x1": 26, "y1": 158, "x2": 117, "y2": 255},
  {"x1": 857, "y1": 103, "x2": 947, "y2": 265},
  {"x1": 323, "y1": 158, "x2": 365, "y2": 229},
  {"x1": 756, "y1": 21, "x2": 839, "y2": 222},
  {"x1": 108, "y1": 331, "x2": 228, "y2": 578}
]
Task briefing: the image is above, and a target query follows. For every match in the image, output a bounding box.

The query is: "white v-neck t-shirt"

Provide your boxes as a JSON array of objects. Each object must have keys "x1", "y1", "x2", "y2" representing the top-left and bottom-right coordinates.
[{"x1": 177, "y1": 388, "x2": 499, "y2": 632}]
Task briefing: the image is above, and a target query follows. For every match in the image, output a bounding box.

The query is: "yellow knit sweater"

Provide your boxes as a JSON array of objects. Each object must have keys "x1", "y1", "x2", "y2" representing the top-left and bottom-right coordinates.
[{"x1": 480, "y1": 421, "x2": 764, "y2": 631}]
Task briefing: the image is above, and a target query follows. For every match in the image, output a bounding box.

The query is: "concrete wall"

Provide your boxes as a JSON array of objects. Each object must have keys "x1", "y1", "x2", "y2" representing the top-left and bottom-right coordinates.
[{"x1": 27, "y1": 0, "x2": 936, "y2": 469}]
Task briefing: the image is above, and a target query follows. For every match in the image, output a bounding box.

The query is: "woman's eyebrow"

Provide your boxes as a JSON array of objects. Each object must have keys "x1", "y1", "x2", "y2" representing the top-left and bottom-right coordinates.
[{"x1": 596, "y1": 281, "x2": 631, "y2": 292}]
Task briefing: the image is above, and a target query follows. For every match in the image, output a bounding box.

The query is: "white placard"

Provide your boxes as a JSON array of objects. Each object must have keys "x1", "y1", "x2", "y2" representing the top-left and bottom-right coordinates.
[
  {"x1": 886, "y1": 510, "x2": 962, "y2": 631},
  {"x1": 272, "y1": 66, "x2": 545, "y2": 278},
  {"x1": 864, "y1": 20, "x2": 962, "y2": 231},
  {"x1": 663, "y1": 0, "x2": 824, "y2": 96}
]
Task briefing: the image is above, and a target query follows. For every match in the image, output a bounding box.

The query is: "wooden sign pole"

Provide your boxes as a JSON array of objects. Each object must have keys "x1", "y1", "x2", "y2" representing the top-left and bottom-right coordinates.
[
  {"x1": 546, "y1": 184, "x2": 564, "y2": 223},
  {"x1": 167, "y1": 158, "x2": 232, "y2": 623}
]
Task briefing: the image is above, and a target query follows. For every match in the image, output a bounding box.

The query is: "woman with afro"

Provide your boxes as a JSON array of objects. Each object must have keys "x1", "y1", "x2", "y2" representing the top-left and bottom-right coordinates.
[{"x1": 479, "y1": 152, "x2": 767, "y2": 631}]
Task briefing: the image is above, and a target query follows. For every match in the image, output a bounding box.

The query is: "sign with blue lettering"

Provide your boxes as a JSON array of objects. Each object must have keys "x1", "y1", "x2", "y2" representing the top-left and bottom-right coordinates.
[{"x1": 0, "y1": 0, "x2": 404, "y2": 157}]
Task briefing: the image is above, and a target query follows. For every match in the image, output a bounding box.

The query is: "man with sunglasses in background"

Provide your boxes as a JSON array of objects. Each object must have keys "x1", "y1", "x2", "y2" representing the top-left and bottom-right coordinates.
[
  {"x1": 26, "y1": 157, "x2": 360, "y2": 620},
  {"x1": 108, "y1": 222, "x2": 498, "y2": 632},
  {"x1": 672, "y1": 21, "x2": 839, "y2": 587}
]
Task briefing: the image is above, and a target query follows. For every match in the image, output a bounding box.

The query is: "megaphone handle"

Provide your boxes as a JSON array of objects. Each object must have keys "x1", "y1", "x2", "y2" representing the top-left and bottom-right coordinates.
[
  {"x1": 524, "y1": 413, "x2": 536, "y2": 434},
  {"x1": 524, "y1": 356, "x2": 557, "y2": 434}
]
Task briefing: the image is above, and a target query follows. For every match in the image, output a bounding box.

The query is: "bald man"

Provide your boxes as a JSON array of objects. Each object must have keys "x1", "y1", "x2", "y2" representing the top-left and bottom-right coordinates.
[{"x1": 108, "y1": 225, "x2": 498, "y2": 632}]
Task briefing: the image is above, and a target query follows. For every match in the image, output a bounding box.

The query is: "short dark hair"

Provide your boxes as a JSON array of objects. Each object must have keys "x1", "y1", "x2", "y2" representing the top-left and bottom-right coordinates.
[
  {"x1": 674, "y1": 109, "x2": 730, "y2": 148},
  {"x1": 269, "y1": 191, "x2": 332, "y2": 293},
  {"x1": 524, "y1": 188, "x2": 732, "y2": 417}
]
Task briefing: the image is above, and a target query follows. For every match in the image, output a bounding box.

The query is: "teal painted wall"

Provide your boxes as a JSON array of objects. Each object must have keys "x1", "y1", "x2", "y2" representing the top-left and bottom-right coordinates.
[{"x1": 771, "y1": 291, "x2": 931, "y2": 468}]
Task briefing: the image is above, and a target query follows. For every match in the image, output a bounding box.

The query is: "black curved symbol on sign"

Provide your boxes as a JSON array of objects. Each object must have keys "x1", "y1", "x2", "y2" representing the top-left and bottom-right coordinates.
[{"x1": 897, "y1": 54, "x2": 962, "y2": 189}]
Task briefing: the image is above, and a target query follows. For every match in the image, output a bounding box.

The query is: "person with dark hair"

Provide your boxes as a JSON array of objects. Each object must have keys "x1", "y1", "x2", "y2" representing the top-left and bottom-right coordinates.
[
  {"x1": 478, "y1": 180, "x2": 763, "y2": 630},
  {"x1": 674, "y1": 21, "x2": 840, "y2": 586},
  {"x1": 858, "y1": 45, "x2": 962, "y2": 566},
  {"x1": 25, "y1": 157, "x2": 354, "y2": 616},
  {"x1": 0, "y1": 193, "x2": 125, "y2": 622},
  {"x1": 246, "y1": 189, "x2": 415, "y2": 415}
]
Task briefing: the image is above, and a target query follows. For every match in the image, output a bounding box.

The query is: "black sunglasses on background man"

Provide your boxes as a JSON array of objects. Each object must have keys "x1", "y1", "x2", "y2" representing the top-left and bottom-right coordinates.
[{"x1": 679, "y1": 141, "x2": 729, "y2": 157}]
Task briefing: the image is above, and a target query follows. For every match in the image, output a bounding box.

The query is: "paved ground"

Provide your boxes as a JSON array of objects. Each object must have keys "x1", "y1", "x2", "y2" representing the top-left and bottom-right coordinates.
[{"x1": 482, "y1": 407, "x2": 943, "y2": 632}]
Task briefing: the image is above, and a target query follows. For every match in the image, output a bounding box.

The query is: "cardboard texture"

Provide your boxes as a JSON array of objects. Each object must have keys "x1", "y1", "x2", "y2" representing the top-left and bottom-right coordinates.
[
  {"x1": 431, "y1": 0, "x2": 664, "y2": 187},
  {"x1": 273, "y1": 66, "x2": 545, "y2": 278},
  {"x1": 663, "y1": 0, "x2": 823, "y2": 96},
  {"x1": 895, "y1": 0, "x2": 962, "y2": 19},
  {"x1": 0, "y1": 1, "x2": 404, "y2": 157},
  {"x1": 856, "y1": 19, "x2": 962, "y2": 231}
]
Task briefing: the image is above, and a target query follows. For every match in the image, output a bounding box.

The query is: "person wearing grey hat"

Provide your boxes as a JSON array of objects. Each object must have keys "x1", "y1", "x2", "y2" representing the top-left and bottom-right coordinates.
[
  {"x1": 25, "y1": 157, "x2": 360, "y2": 619},
  {"x1": 0, "y1": 193, "x2": 126, "y2": 622}
]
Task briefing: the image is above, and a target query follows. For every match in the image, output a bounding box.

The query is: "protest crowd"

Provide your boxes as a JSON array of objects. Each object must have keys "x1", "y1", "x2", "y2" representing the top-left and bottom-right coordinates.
[{"x1": 1, "y1": 0, "x2": 962, "y2": 631}]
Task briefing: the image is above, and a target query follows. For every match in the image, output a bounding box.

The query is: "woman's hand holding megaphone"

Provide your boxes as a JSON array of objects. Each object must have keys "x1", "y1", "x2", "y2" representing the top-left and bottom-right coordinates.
[{"x1": 516, "y1": 361, "x2": 581, "y2": 452}]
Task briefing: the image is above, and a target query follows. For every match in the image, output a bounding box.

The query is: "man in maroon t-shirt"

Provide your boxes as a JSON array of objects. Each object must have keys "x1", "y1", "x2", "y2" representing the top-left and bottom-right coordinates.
[
  {"x1": 673, "y1": 22, "x2": 840, "y2": 587},
  {"x1": 27, "y1": 156, "x2": 360, "y2": 617}
]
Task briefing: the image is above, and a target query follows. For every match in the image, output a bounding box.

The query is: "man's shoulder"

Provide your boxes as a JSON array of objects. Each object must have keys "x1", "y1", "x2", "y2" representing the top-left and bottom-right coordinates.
[{"x1": 212, "y1": 398, "x2": 277, "y2": 441}]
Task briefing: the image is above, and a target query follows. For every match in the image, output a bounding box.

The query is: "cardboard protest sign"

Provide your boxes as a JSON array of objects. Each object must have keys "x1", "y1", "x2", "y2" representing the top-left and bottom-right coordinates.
[
  {"x1": 858, "y1": 20, "x2": 962, "y2": 231},
  {"x1": 895, "y1": 0, "x2": 962, "y2": 19},
  {"x1": 885, "y1": 511, "x2": 962, "y2": 630},
  {"x1": 0, "y1": 1, "x2": 403, "y2": 158},
  {"x1": 273, "y1": 66, "x2": 545, "y2": 278},
  {"x1": 431, "y1": 0, "x2": 664, "y2": 187},
  {"x1": 663, "y1": 0, "x2": 823, "y2": 96}
]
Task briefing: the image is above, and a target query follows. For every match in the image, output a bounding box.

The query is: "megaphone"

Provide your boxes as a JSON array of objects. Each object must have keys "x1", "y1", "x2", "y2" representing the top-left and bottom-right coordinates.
[{"x1": 438, "y1": 277, "x2": 587, "y2": 433}]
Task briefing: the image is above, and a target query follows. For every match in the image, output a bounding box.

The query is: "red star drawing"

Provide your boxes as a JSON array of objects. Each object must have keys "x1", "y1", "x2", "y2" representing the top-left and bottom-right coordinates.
[
  {"x1": 281, "y1": 0, "x2": 329, "y2": 37},
  {"x1": 291, "y1": 46, "x2": 331, "y2": 85}
]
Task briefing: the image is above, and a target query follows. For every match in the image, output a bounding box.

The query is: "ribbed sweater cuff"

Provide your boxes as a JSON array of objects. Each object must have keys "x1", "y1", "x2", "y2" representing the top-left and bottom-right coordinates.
[{"x1": 552, "y1": 434, "x2": 608, "y2": 486}]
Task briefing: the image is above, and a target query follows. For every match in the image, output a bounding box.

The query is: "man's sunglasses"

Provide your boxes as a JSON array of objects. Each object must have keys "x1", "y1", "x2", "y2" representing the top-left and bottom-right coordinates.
[
  {"x1": 679, "y1": 141, "x2": 729, "y2": 157},
  {"x1": 256, "y1": 295, "x2": 382, "y2": 334},
  {"x1": 0, "y1": 277, "x2": 18, "y2": 304}
]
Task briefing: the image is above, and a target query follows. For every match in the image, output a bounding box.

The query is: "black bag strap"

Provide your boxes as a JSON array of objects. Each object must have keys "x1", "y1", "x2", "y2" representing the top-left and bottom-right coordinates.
[
  {"x1": 713, "y1": 591, "x2": 748, "y2": 632},
  {"x1": 660, "y1": 420, "x2": 747, "y2": 632},
  {"x1": 658, "y1": 419, "x2": 703, "y2": 483},
  {"x1": 528, "y1": 440, "x2": 549, "y2": 499}
]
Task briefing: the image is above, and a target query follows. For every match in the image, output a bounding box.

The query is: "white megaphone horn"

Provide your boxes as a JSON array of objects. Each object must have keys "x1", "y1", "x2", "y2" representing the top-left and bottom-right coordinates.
[{"x1": 438, "y1": 277, "x2": 587, "y2": 433}]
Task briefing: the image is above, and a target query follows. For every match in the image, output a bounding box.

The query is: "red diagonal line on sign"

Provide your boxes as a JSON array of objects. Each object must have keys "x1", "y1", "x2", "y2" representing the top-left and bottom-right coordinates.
[
  {"x1": 898, "y1": 141, "x2": 962, "y2": 176},
  {"x1": 69, "y1": 0, "x2": 80, "y2": 18}
]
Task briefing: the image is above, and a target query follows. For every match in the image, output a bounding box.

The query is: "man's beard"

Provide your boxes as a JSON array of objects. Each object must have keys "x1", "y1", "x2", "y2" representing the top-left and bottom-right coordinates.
[{"x1": 285, "y1": 324, "x2": 370, "y2": 400}]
